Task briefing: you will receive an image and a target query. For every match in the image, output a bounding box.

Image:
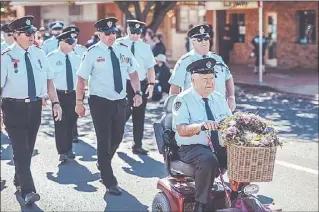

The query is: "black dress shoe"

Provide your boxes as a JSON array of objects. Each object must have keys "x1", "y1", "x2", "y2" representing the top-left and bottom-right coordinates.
[
  {"x1": 132, "y1": 147, "x2": 148, "y2": 155},
  {"x1": 24, "y1": 192, "x2": 40, "y2": 205},
  {"x1": 72, "y1": 137, "x2": 79, "y2": 143},
  {"x1": 193, "y1": 202, "x2": 206, "y2": 212},
  {"x1": 59, "y1": 154, "x2": 68, "y2": 162},
  {"x1": 106, "y1": 185, "x2": 122, "y2": 196},
  {"x1": 67, "y1": 151, "x2": 75, "y2": 159}
]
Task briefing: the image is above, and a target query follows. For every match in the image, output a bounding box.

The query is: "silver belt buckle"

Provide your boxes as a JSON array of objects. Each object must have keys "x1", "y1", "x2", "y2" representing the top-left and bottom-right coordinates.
[{"x1": 25, "y1": 98, "x2": 31, "y2": 103}]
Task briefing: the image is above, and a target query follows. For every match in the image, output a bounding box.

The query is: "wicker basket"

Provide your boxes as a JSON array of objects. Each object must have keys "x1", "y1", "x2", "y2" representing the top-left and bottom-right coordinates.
[{"x1": 227, "y1": 145, "x2": 277, "y2": 182}]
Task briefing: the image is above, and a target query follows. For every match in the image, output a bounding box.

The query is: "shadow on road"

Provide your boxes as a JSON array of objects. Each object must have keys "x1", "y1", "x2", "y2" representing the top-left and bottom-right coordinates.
[
  {"x1": 117, "y1": 152, "x2": 166, "y2": 178},
  {"x1": 46, "y1": 160, "x2": 99, "y2": 192},
  {"x1": 104, "y1": 188, "x2": 148, "y2": 212},
  {"x1": 73, "y1": 140, "x2": 97, "y2": 162},
  {"x1": 235, "y1": 85, "x2": 318, "y2": 141},
  {"x1": 1, "y1": 179, "x2": 7, "y2": 192},
  {"x1": 14, "y1": 191, "x2": 44, "y2": 212},
  {"x1": 256, "y1": 194, "x2": 274, "y2": 204}
]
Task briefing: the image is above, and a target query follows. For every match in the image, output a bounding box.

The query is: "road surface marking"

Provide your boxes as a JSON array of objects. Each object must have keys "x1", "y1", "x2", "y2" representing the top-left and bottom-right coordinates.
[{"x1": 276, "y1": 160, "x2": 318, "y2": 175}]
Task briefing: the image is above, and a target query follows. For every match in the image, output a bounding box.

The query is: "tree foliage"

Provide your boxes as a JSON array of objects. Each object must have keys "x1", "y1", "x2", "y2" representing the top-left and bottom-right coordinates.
[{"x1": 114, "y1": 1, "x2": 177, "y2": 32}]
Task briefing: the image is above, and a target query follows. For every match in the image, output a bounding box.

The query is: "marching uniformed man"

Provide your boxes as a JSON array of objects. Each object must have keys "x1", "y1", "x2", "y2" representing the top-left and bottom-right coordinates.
[
  {"x1": 1, "y1": 16, "x2": 62, "y2": 205},
  {"x1": 169, "y1": 24, "x2": 236, "y2": 112},
  {"x1": 1, "y1": 24, "x2": 15, "y2": 51},
  {"x1": 172, "y1": 58, "x2": 232, "y2": 212},
  {"x1": 42, "y1": 21, "x2": 64, "y2": 55},
  {"x1": 62, "y1": 26, "x2": 87, "y2": 58},
  {"x1": 117, "y1": 20, "x2": 156, "y2": 155},
  {"x1": 62, "y1": 25, "x2": 87, "y2": 143},
  {"x1": 75, "y1": 17, "x2": 142, "y2": 195},
  {"x1": 47, "y1": 31, "x2": 81, "y2": 162}
]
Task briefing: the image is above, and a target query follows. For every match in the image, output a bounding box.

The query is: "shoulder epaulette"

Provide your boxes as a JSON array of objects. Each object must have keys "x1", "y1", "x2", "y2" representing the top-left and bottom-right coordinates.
[
  {"x1": 1, "y1": 48, "x2": 11, "y2": 55},
  {"x1": 180, "y1": 54, "x2": 190, "y2": 60},
  {"x1": 47, "y1": 51, "x2": 55, "y2": 57},
  {"x1": 119, "y1": 42, "x2": 128, "y2": 47},
  {"x1": 87, "y1": 45, "x2": 96, "y2": 52}
]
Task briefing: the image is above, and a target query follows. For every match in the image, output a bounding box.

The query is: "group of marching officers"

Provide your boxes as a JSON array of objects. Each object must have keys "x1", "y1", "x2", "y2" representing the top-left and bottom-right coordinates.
[{"x1": 0, "y1": 14, "x2": 236, "y2": 206}]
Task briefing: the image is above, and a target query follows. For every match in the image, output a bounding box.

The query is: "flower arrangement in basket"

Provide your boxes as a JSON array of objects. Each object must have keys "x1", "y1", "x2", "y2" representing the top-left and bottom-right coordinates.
[{"x1": 218, "y1": 112, "x2": 282, "y2": 182}]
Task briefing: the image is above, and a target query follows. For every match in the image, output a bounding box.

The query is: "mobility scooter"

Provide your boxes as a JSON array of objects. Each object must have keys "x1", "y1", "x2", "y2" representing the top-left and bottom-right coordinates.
[{"x1": 152, "y1": 95, "x2": 281, "y2": 212}]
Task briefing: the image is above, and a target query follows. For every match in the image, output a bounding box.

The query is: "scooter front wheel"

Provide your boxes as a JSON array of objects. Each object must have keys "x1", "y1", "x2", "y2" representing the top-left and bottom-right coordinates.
[{"x1": 152, "y1": 192, "x2": 171, "y2": 212}]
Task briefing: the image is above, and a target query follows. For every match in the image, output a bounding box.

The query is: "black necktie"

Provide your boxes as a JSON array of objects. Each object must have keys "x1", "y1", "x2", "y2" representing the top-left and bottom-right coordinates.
[
  {"x1": 25, "y1": 52, "x2": 36, "y2": 99},
  {"x1": 131, "y1": 42, "x2": 135, "y2": 55},
  {"x1": 109, "y1": 46, "x2": 123, "y2": 94},
  {"x1": 203, "y1": 98, "x2": 219, "y2": 149},
  {"x1": 66, "y1": 55, "x2": 74, "y2": 91}
]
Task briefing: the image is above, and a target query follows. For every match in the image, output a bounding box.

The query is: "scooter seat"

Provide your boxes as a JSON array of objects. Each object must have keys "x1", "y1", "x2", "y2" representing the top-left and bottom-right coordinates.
[{"x1": 171, "y1": 160, "x2": 195, "y2": 178}]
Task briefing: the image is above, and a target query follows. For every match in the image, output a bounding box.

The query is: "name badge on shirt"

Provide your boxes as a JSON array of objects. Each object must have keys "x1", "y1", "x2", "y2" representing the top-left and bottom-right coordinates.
[
  {"x1": 120, "y1": 54, "x2": 130, "y2": 64},
  {"x1": 97, "y1": 57, "x2": 105, "y2": 62}
]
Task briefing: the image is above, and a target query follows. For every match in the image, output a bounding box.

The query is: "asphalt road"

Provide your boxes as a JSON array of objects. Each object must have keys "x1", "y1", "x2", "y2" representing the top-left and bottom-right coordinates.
[{"x1": 1, "y1": 85, "x2": 318, "y2": 212}]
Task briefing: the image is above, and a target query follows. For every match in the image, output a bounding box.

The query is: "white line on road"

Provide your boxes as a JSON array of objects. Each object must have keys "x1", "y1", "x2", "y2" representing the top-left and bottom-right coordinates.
[{"x1": 276, "y1": 160, "x2": 318, "y2": 175}]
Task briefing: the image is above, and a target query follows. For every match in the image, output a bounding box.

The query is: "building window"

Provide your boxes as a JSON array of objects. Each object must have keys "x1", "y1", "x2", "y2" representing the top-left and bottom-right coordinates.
[
  {"x1": 230, "y1": 13, "x2": 245, "y2": 43},
  {"x1": 176, "y1": 5, "x2": 205, "y2": 32},
  {"x1": 69, "y1": 4, "x2": 81, "y2": 16},
  {"x1": 297, "y1": 10, "x2": 316, "y2": 44}
]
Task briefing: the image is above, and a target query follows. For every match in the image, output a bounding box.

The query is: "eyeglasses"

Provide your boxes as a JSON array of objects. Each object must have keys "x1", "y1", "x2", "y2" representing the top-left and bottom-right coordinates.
[
  {"x1": 104, "y1": 31, "x2": 117, "y2": 36},
  {"x1": 7, "y1": 33, "x2": 13, "y2": 37},
  {"x1": 196, "y1": 37, "x2": 210, "y2": 43}
]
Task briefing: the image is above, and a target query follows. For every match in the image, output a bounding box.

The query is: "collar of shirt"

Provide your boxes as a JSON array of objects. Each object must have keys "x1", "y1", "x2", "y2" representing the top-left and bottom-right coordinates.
[
  {"x1": 57, "y1": 48, "x2": 73, "y2": 57},
  {"x1": 97, "y1": 41, "x2": 116, "y2": 52},
  {"x1": 13, "y1": 42, "x2": 31, "y2": 55},
  {"x1": 193, "y1": 49, "x2": 209, "y2": 58},
  {"x1": 190, "y1": 88, "x2": 213, "y2": 104}
]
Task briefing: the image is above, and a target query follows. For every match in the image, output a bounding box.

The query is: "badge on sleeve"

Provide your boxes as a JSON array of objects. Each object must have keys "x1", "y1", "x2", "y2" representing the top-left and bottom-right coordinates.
[{"x1": 174, "y1": 101, "x2": 182, "y2": 111}]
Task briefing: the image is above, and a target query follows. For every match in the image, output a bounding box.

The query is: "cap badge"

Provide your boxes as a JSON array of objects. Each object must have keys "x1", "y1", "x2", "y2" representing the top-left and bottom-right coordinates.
[
  {"x1": 107, "y1": 21, "x2": 113, "y2": 28},
  {"x1": 135, "y1": 23, "x2": 140, "y2": 29},
  {"x1": 206, "y1": 61, "x2": 212, "y2": 69},
  {"x1": 25, "y1": 19, "x2": 31, "y2": 26},
  {"x1": 71, "y1": 28, "x2": 75, "y2": 31},
  {"x1": 200, "y1": 26, "x2": 205, "y2": 34}
]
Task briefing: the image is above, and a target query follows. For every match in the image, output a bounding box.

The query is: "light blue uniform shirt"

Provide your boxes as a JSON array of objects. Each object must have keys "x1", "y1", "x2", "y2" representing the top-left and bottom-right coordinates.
[
  {"x1": 169, "y1": 50, "x2": 233, "y2": 97},
  {"x1": 1, "y1": 43, "x2": 54, "y2": 98},
  {"x1": 73, "y1": 44, "x2": 86, "y2": 59},
  {"x1": 42, "y1": 36, "x2": 59, "y2": 55},
  {"x1": 47, "y1": 49, "x2": 81, "y2": 91},
  {"x1": 1, "y1": 41, "x2": 9, "y2": 51},
  {"x1": 77, "y1": 41, "x2": 139, "y2": 100},
  {"x1": 116, "y1": 36, "x2": 156, "y2": 80},
  {"x1": 172, "y1": 88, "x2": 232, "y2": 146}
]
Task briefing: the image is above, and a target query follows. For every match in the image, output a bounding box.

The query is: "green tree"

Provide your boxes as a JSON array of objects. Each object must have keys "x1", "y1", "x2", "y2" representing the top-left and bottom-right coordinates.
[{"x1": 114, "y1": 1, "x2": 177, "y2": 32}]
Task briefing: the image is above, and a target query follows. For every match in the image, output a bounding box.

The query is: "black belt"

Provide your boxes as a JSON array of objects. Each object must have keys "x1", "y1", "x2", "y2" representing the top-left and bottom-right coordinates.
[
  {"x1": 57, "y1": 89, "x2": 75, "y2": 94},
  {"x1": 2, "y1": 97, "x2": 42, "y2": 103}
]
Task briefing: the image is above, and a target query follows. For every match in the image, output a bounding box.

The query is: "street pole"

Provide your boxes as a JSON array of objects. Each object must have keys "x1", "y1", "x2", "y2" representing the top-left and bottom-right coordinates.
[{"x1": 259, "y1": 1, "x2": 263, "y2": 85}]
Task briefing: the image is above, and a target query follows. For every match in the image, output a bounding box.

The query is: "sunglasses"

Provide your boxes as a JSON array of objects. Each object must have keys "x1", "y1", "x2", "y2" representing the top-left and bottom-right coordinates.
[
  {"x1": 63, "y1": 38, "x2": 75, "y2": 45},
  {"x1": 104, "y1": 31, "x2": 117, "y2": 36},
  {"x1": 131, "y1": 31, "x2": 141, "y2": 35},
  {"x1": 18, "y1": 32, "x2": 35, "y2": 37},
  {"x1": 196, "y1": 37, "x2": 210, "y2": 43}
]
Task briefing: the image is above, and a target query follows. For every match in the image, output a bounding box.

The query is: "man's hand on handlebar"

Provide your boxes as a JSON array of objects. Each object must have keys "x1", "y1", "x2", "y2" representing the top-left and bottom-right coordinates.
[{"x1": 201, "y1": 121, "x2": 219, "y2": 131}]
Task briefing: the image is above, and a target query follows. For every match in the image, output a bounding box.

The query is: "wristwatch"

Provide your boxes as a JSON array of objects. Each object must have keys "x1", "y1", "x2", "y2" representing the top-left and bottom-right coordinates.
[{"x1": 135, "y1": 90, "x2": 143, "y2": 96}]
